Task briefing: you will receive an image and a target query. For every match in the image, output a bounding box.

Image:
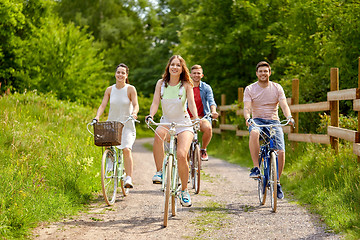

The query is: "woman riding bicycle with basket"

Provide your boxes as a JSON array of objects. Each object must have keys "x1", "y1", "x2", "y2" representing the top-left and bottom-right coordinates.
[
  {"x1": 94, "y1": 63, "x2": 139, "y2": 189},
  {"x1": 146, "y1": 55, "x2": 199, "y2": 207}
]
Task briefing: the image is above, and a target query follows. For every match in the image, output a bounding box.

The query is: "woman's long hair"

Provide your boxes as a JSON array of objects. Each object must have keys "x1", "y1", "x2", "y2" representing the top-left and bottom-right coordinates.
[
  {"x1": 162, "y1": 55, "x2": 193, "y2": 87},
  {"x1": 116, "y1": 63, "x2": 130, "y2": 84}
]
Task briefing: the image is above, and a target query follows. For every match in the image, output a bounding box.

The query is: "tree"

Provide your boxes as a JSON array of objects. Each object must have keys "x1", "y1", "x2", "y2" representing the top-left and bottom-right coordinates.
[{"x1": 14, "y1": 17, "x2": 107, "y2": 106}]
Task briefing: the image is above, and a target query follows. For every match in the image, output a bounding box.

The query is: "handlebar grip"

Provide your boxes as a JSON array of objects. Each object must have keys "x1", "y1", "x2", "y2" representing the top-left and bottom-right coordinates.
[{"x1": 91, "y1": 119, "x2": 98, "y2": 125}]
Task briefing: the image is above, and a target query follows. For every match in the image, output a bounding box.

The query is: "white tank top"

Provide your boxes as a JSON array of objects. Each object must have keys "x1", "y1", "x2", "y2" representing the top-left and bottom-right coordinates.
[{"x1": 107, "y1": 84, "x2": 133, "y2": 122}]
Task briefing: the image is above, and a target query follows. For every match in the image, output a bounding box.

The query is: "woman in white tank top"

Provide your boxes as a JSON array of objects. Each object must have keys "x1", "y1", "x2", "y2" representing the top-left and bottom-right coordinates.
[
  {"x1": 94, "y1": 63, "x2": 139, "y2": 188},
  {"x1": 146, "y1": 55, "x2": 199, "y2": 207}
]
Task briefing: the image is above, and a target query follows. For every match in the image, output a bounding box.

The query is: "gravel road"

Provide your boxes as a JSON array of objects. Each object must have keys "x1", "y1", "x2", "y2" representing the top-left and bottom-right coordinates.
[{"x1": 33, "y1": 138, "x2": 342, "y2": 240}]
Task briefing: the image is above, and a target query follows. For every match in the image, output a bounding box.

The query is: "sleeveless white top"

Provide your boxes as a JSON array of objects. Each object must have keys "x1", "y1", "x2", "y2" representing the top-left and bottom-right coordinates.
[{"x1": 107, "y1": 84, "x2": 136, "y2": 149}]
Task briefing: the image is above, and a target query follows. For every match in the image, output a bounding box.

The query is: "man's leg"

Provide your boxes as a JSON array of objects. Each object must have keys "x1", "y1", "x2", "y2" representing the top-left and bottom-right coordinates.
[
  {"x1": 200, "y1": 119, "x2": 212, "y2": 160},
  {"x1": 200, "y1": 119, "x2": 212, "y2": 149},
  {"x1": 249, "y1": 129, "x2": 261, "y2": 178},
  {"x1": 277, "y1": 150, "x2": 285, "y2": 179},
  {"x1": 249, "y1": 129, "x2": 260, "y2": 167}
]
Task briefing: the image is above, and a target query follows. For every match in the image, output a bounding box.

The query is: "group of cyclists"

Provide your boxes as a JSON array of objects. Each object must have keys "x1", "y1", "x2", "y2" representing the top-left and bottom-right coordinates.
[{"x1": 93, "y1": 56, "x2": 294, "y2": 207}]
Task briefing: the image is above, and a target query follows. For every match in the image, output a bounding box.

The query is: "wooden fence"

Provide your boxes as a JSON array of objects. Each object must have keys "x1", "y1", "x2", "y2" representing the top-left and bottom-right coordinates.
[{"x1": 214, "y1": 58, "x2": 360, "y2": 158}]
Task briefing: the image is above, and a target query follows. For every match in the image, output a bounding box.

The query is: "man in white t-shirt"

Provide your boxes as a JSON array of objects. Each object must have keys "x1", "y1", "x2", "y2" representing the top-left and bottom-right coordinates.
[{"x1": 243, "y1": 61, "x2": 294, "y2": 199}]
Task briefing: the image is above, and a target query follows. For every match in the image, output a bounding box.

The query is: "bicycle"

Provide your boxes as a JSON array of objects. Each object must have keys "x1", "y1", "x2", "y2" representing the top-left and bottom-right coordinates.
[
  {"x1": 146, "y1": 118, "x2": 199, "y2": 227},
  {"x1": 188, "y1": 113, "x2": 214, "y2": 194},
  {"x1": 87, "y1": 115, "x2": 139, "y2": 206},
  {"x1": 248, "y1": 118, "x2": 292, "y2": 212}
]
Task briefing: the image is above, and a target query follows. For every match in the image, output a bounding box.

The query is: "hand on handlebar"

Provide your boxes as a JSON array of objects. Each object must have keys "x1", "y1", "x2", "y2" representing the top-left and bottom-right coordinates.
[
  {"x1": 245, "y1": 118, "x2": 252, "y2": 127},
  {"x1": 128, "y1": 115, "x2": 140, "y2": 123},
  {"x1": 145, "y1": 115, "x2": 153, "y2": 125},
  {"x1": 91, "y1": 118, "x2": 98, "y2": 125},
  {"x1": 211, "y1": 112, "x2": 219, "y2": 119},
  {"x1": 289, "y1": 118, "x2": 295, "y2": 128}
]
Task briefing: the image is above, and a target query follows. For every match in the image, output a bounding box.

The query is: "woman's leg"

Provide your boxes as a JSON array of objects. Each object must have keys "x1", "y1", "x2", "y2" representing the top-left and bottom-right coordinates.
[
  {"x1": 153, "y1": 126, "x2": 168, "y2": 171},
  {"x1": 176, "y1": 130, "x2": 194, "y2": 191},
  {"x1": 123, "y1": 148, "x2": 133, "y2": 177}
]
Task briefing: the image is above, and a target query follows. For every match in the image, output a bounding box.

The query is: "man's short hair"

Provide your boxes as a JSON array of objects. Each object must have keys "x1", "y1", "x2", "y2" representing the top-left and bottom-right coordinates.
[
  {"x1": 191, "y1": 64, "x2": 203, "y2": 71},
  {"x1": 256, "y1": 61, "x2": 271, "y2": 72}
]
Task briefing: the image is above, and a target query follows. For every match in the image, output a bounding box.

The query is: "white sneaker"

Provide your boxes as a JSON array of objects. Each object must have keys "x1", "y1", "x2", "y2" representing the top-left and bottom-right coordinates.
[
  {"x1": 124, "y1": 176, "x2": 133, "y2": 188},
  {"x1": 180, "y1": 189, "x2": 192, "y2": 207},
  {"x1": 152, "y1": 171, "x2": 162, "y2": 184}
]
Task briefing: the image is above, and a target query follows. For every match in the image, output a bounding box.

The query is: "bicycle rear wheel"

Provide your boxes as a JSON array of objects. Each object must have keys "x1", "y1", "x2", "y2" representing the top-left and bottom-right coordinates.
[
  {"x1": 163, "y1": 155, "x2": 172, "y2": 227},
  {"x1": 269, "y1": 151, "x2": 278, "y2": 212},
  {"x1": 101, "y1": 149, "x2": 118, "y2": 206},
  {"x1": 258, "y1": 157, "x2": 267, "y2": 205},
  {"x1": 193, "y1": 144, "x2": 201, "y2": 194}
]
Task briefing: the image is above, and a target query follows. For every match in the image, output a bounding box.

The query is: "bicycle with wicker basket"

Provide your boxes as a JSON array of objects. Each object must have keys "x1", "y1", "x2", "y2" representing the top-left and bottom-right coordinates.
[{"x1": 87, "y1": 115, "x2": 139, "y2": 206}]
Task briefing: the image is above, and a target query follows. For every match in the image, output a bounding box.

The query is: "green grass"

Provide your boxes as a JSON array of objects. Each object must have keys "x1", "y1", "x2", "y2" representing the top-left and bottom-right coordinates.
[
  {"x1": 191, "y1": 200, "x2": 230, "y2": 239},
  {"x1": 0, "y1": 91, "x2": 102, "y2": 239},
  {"x1": 207, "y1": 131, "x2": 360, "y2": 239}
]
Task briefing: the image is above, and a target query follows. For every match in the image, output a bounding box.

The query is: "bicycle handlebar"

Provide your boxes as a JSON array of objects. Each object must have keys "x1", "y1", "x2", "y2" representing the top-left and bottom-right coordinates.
[
  {"x1": 87, "y1": 115, "x2": 140, "y2": 136},
  {"x1": 146, "y1": 117, "x2": 199, "y2": 128},
  {"x1": 248, "y1": 118, "x2": 292, "y2": 128}
]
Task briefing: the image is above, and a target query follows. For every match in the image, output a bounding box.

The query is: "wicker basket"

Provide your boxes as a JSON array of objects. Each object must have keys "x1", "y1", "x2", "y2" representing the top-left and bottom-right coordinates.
[{"x1": 93, "y1": 121, "x2": 124, "y2": 146}]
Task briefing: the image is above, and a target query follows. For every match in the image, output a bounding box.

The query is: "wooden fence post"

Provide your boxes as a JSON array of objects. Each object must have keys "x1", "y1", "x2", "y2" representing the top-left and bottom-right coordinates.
[
  {"x1": 238, "y1": 87, "x2": 243, "y2": 105},
  {"x1": 330, "y1": 68, "x2": 339, "y2": 153},
  {"x1": 291, "y1": 79, "x2": 299, "y2": 148},
  {"x1": 292, "y1": 79, "x2": 299, "y2": 131},
  {"x1": 221, "y1": 94, "x2": 226, "y2": 125}
]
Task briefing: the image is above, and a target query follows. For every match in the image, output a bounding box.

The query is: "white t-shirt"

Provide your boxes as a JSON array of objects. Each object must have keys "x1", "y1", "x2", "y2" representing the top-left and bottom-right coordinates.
[{"x1": 243, "y1": 81, "x2": 286, "y2": 120}]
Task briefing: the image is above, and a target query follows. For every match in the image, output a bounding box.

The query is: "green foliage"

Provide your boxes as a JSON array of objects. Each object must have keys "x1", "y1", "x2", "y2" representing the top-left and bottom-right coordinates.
[
  {"x1": 283, "y1": 142, "x2": 360, "y2": 238},
  {"x1": 14, "y1": 16, "x2": 107, "y2": 106},
  {"x1": 207, "y1": 132, "x2": 252, "y2": 168},
  {"x1": 317, "y1": 113, "x2": 358, "y2": 134},
  {"x1": 0, "y1": 91, "x2": 102, "y2": 239},
  {"x1": 0, "y1": 0, "x2": 25, "y2": 89}
]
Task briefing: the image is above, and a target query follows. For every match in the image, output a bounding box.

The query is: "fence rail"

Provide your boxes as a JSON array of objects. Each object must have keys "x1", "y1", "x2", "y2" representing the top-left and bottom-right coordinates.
[{"x1": 214, "y1": 58, "x2": 360, "y2": 159}]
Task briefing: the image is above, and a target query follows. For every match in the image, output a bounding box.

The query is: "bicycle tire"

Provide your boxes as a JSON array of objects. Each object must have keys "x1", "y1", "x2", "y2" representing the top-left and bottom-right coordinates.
[
  {"x1": 118, "y1": 150, "x2": 127, "y2": 197},
  {"x1": 101, "y1": 149, "x2": 118, "y2": 206},
  {"x1": 258, "y1": 157, "x2": 267, "y2": 205},
  {"x1": 171, "y1": 161, "x2": 179, "y2": 216},
  {"x1": 269, "y1": 151, "x2": 278, "y2": 212},
  {"x1": 193, "y1": 144, "x2": 201, "y2": 194},
  {"x1": 189, "y1": 144, "x2": 195, "y2": 189},
  {"x1": 163, "y1": 155, "x2": 172, "y2": 227}
]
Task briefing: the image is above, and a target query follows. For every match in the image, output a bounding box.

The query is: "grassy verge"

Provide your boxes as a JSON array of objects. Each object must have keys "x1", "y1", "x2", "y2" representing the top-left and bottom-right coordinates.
[
  {"x1": 0, "y1": 91, "x2": 103, "y2": 239},
  {"x1": 207, "y1": 131, "x2": 360, "y2": 239}
]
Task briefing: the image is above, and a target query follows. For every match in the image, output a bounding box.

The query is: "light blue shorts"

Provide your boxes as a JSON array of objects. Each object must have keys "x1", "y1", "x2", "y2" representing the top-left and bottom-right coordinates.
[{"x1": 248, "y1": 118, "x2": 285, "y2": 151}]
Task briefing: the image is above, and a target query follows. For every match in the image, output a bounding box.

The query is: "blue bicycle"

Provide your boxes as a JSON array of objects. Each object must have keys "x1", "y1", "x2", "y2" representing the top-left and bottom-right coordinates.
[{"x1": 248, "y1": 118, "x2": 292, "y2": 212}]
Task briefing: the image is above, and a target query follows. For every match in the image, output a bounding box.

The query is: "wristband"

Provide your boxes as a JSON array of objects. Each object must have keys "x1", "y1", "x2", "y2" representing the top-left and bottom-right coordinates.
[{"x1": 286, "y1": 115, "x2": 293, "y2": 120}]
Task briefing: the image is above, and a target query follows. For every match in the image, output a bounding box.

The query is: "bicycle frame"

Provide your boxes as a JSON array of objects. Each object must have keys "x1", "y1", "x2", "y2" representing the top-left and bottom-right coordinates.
[
  {"x1": 161, "y1": 123, "x2": 181, "y2": 196},
  {"x1": 146, "y1": 118, "x2": 199, "y2": 227},
  {"x1": 249, "y1": 118, "x2": 291, "y2": 212},
  {"x1": 87, "y1": 115, "x2": 139, "y2": 205}
]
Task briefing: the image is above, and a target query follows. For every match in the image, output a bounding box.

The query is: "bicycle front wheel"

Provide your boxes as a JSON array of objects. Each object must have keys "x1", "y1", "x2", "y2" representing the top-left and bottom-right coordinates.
[
  {"x1": 163, "y1": 154, "x2": 172, "y2": 227},
  {"x1": 269, "y1": 151, "x2": 278, "y2": 212},
  {"x1": 117, "y1": 150, "x2": 127, "y2": 197},
  {"x1": 258, "y1": 157, "x2": 267, "y2": 205},
  {"x1": 193, "y1": 144, "x2": 201, "y2": 194},
  {"x1": 101, "y1": 149, "x2": 118, "y2": 206}
]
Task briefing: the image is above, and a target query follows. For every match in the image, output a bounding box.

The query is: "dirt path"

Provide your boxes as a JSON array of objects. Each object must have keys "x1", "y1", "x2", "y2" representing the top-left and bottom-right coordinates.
[{"x1": 33, "y1": 138, "x2": 342, "y2": 240}]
